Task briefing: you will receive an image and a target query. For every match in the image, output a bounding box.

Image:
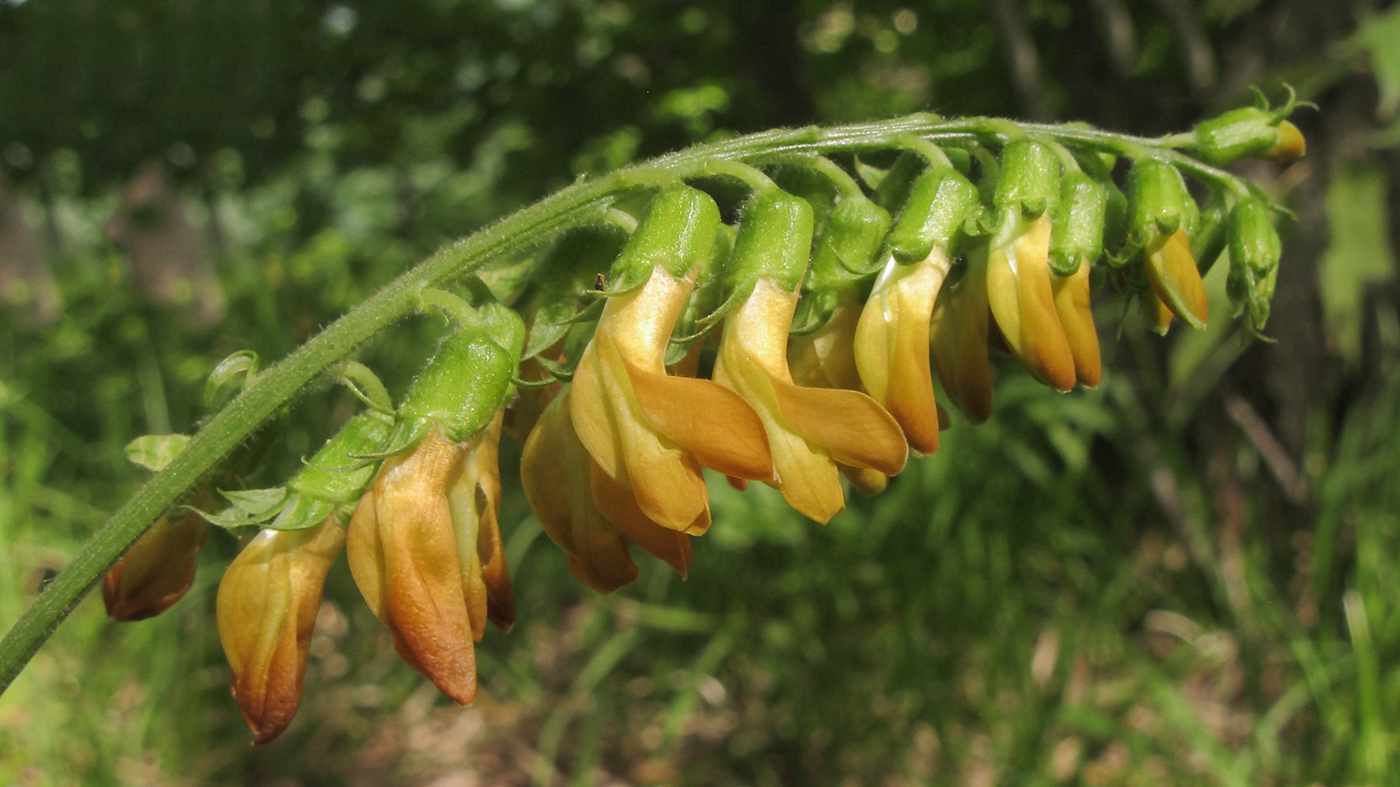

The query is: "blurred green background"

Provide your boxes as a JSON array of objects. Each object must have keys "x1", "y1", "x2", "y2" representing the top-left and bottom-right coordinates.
[{"x1": 2, "y1": 0, "x2": 1399, "y2": 783}]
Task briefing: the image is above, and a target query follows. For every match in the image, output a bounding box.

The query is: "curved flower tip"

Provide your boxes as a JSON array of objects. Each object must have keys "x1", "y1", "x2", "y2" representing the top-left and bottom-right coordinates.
[
  {"x1": 1143, "y1": 228, "x2": 1207, "y2": 330},
  {"x1": 217, "y1": 520, "x2": 344, "y2": 744},
  {"x1": 1141, "y1": 288, "x2": 1176, "y2": 335},
  {"x1": 715, "y1": 278, "x2": 907, "y2": 524},
  {"x1": 854, "y1": 250, "x2": 952, "y2": 455},
  {"x1": 1051, "y1": 262, "x2": 1103, "y2": 388},
  {"x1": 571, "y1": 266, "x2": 772, "y2": 533},
  {"x1": 931, "y1": 252, "x2": 994, "y2": 423},
  {"x1": 346, "y1": 428, "x2": 478, "y2": 705},
  {"x1": 103, "y1": 507, "x2": 210, "y2": 622},
  {"x1": 986, "y1": 215, "x2": 1076, "y2": 392},
  {"x1": 448, "y1": 413, "x2": 516, "y2": 638},
  {"x1": 523, "y1": 391, "x2": 690, "y2": 593}
]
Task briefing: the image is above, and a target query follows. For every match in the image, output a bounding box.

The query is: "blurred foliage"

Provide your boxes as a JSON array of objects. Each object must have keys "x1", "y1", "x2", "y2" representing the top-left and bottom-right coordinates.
[{"x1": 2, "y1": 0, "x2": 1400, "y2": 784}]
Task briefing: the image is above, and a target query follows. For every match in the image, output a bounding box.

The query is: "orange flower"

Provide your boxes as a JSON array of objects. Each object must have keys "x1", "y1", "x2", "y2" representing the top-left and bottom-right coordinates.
[
  {"x1": 854, "y1": 248, "x2": 953, "y2": 455},
  {"x1": 346, "y1": 423, "x2": 513, "y2": 704},
  {"x1": 103, "y1": 505, "x2": 210, "y2": 621},
  {"x1": 1142, "y1": 227, "x2": 1208, "y2": 331},
  {"x1": 523, "y1": 390, "x2": 691, "y2": 593},
  {"x1": 985, "y1": 214, "x2": 1077, "y2": 392},
  {"x1": 570, "y1": 264, "x2": 773, "y2": 534},
  {"x1": 713, "y1": 277, "x2": 907, "y2": 523},
  {"x1": 216, "y1": 519, "x2": 344, "y2": 744}
]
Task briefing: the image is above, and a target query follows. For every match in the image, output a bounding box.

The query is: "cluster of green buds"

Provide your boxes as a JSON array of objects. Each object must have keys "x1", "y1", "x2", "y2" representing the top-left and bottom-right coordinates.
[{"x1": 99, "y1": 100, "x2": 1302, "y2": 744}]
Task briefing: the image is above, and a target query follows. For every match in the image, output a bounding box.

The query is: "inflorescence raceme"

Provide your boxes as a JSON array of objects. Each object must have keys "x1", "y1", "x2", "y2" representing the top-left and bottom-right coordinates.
[{"x1": 100, "y1": 100, "x2": 1305, "y2": 743}]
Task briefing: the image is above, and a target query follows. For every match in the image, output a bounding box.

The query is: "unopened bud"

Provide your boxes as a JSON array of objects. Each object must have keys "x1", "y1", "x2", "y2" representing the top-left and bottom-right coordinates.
[{"x1": 1191, "y1": 105, "x2": 1306, "y2": 166}]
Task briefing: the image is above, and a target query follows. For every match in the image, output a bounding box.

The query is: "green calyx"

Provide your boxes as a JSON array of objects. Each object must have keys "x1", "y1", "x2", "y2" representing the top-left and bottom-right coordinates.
[
  {"x1": 1048, "y1": 171, "x2": 1108, "y2": 276},
  {"x1": 888, "y1": 167, "x2": 983, "y2": 263},
  {"x1": 520, "y1": 227, "x2": 629, "y2": 361},
  {"x1": 397, "y1": 305, "x2": 524, "y2": 447},
  {"x1": 1227, "y1": 197, "x2": 1282, "y2": 334},
  {"x1": 1127, "y1": 158, "x2": 1199, "y2": 246},
  {"x1": 608, "y1": 184, "x2": 721, "y2": 294},
  {"x1": 724, "y1": 187, "x2": 815, "y2": 297},
  {"x1": 993, "y1": 138, "x2": 1061, "y2": 220}
]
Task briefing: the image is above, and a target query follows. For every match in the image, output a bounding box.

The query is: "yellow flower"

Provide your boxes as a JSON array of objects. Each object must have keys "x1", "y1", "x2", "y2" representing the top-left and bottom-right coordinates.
[
  {"x1": 1051, "y1": 261, "x2": 1102, "y2": 387},
  {"x1": 103, "y1": 503, "x2": 210, "y2": 621},
  {"x1": 713, "y1": 277, "x2": 908, "y2": 523},
  {"x1": 570, "y1": 264, "x2": 773, "y2": 534},
  {"x1": 985, "y1": 214, "x2": 1077, "y2": 392},
  {"x1": 930, "y1": 249, "x2": 995, "y2": 423},
  {"x1": 346, "y1": 423, "x2": 513, "y2": 704},
  {"x1": 1142, "y1": 227, "x2": 1208, "y2": 331},
  {"x1": 854, "y1": 248, "x2": 953, "y2": 455},
  {"x1": 216, "y1": 519, "x2": 344, "y2": 744},
  {"x1": 523, "y1": 390, "x2": 691, "y2": 593}
]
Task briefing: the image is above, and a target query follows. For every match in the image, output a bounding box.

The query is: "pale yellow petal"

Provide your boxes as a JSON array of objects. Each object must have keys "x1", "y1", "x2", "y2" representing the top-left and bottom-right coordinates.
[
  {"x1": 931, "y1": 251, "x2": 994, "y2": 422},
  {"x1": 1143, "y1": 228, "x2": 1208, "y2": 329},
  {"x1": 591, "y1": 465, "x2": 693, "y2": 578}
]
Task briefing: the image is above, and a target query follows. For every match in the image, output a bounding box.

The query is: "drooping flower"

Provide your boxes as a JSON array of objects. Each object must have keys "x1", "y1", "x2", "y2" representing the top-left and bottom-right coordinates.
[
  {"x1": 216, "y1": 520, "x2": 343, "y2": 744},
  {"x1": 569, "y1": 185, "x2": 773, "y2": 534},
  {"x1": 346, "y1": 308, "x2": 521, "y2": 704},
  {"x1": 103, "y1": 504, "x2": 210, "y2": 621},
  {"x1": 1128, "y1": 158, "x2": 1208, "y2": 332},
  {"x1": 712, "y1": 185, "x2": 906, "y2": 522},
  {"x1": 523, "y1": 389, "x2": 691, "y2": 593},
  {"x1": 985, "y1": 214, "x2": 1078, "y2": 393},
  {"x1": 212, "y1": 410, "x2": 392, "y2": 744},
  {"x1": 855, "y1": 165, "x2": 979, "y2": 454}
]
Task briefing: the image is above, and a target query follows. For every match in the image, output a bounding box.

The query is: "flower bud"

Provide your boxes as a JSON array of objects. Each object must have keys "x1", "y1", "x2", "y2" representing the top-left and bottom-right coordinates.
[
  {"x1": 994, "y1": 139, "x2": 1061, "y2": 219},
  {"x1": 887, "y1": 167, "x2": 982, "y2": 263},
  {"x1": 1227, "y1": 197, "x2": 1282, "y2": 332},
  {"x1": 102, "y1": 506, "x2": 210, "y2": 621},
  {"x1": 1190, "y1": 105, "x2": 1306, "y2": 166},
  {"x1": 1049, "y1": 172, "x2": 1107, "y2": 276},
  {"x1": 217, "y1": 519, "x2": 344, "y2": 744}
]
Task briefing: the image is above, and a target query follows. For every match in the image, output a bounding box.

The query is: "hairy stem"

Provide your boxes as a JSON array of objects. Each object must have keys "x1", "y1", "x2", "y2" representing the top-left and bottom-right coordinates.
[{"x1": 0, "y1": 114, "x2": 1262, "y2": 696}]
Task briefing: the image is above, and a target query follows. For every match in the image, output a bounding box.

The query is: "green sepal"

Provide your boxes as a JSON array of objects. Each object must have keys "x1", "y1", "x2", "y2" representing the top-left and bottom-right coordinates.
[
  {"x1": 1127, "y1": 158, "x2": 1199, "y2": 246},
  {"x1": 609, "y1": 184, "x2": 720, "y2": 288},
  {"x1": 993, "y1": 139, "x2": 1061, "y2": 219},
  {"x1": 202, "y1": 487, "x2": 291, "y2": 529},
  {"x1": 288, "y1": 411, "x2": 395, "y2": 506},
  {"x1": 265, "y1": 494, "x2": 337, "y2": 531},
  {"x1": 667, "y1": 223, "x2": 736, "y2": 365},
  {"x1": 724, "y1": 187, "x2": 815, "y2": 297},
  {"x1": 1049, "y1": 171, "x2": 1107, "y2": 276},
  {"x1": 888, "y1": 168, "x2": 982, "y2": 263},
  {"x1": 790, "y1": 288, "x2": 842, "y2": 336},
  {"x1": 125, "y1": 434, "x2": 191, "y2": 472}
]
